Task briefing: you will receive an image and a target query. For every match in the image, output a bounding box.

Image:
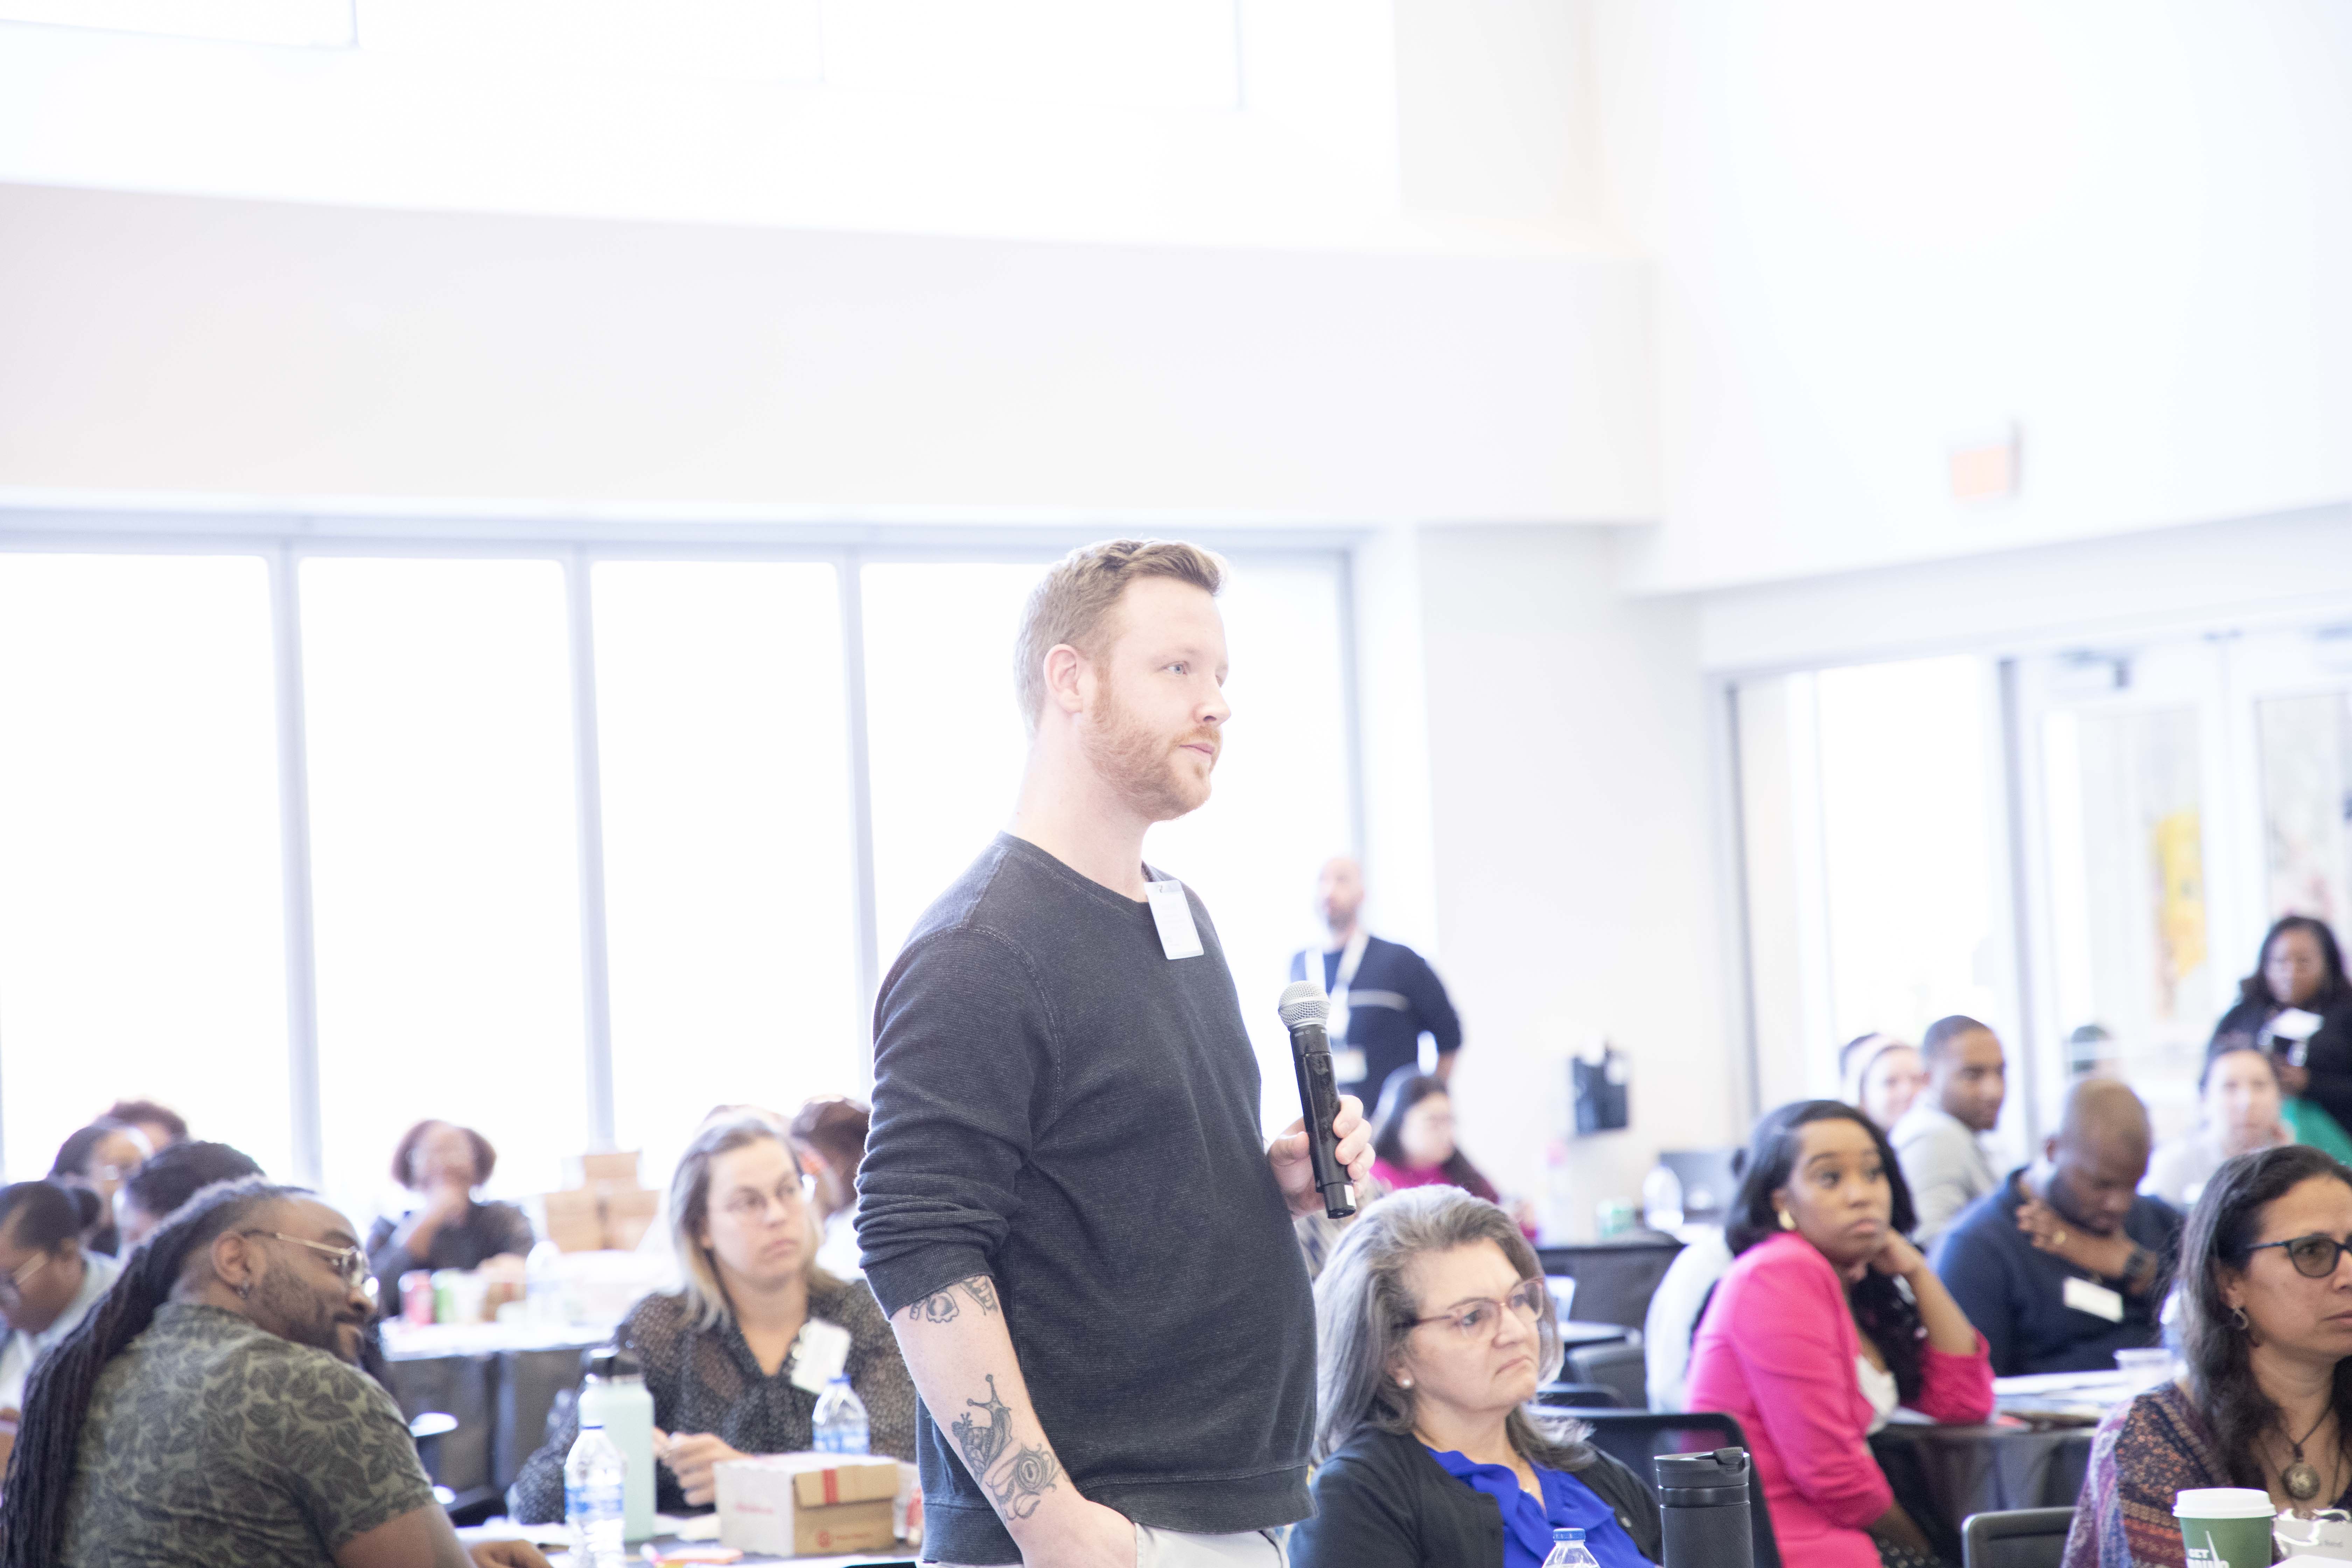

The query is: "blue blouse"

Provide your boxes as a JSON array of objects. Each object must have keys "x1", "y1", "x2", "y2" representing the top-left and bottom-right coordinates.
[{"x1": 1425, "y1": 1447, "x2": 1651, "y2": 1568}]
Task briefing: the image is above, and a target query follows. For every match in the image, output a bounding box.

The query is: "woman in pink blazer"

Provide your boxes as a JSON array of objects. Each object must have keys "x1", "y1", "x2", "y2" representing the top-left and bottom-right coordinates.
[{"x1": 1686, "y1": 1100, "x2": 1994, "y2": 1568}]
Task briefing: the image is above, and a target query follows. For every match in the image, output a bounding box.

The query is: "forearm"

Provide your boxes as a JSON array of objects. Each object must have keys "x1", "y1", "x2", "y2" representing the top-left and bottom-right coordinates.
[
  {"x1": 1903, "y1": 1266, "x2": 1980, "y2": 1356},
  {"x1": 888, "y1": 1276, "x2": 1073, "y2": 1545}
]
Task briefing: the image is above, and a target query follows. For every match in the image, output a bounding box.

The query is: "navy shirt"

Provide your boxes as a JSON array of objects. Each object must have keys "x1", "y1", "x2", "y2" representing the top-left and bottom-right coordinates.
[
  {"x1": 1932, "y1": 1170, "x2": 2182, "y2": 1377},
  {"x1": 1288, "y1": 934, "x2": 1463, "y2": 1098}
]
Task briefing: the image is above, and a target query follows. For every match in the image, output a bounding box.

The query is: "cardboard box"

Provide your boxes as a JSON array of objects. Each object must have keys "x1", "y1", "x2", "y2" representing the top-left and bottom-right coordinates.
[
  {"x1": 566, "y1": 1150, "x2": 643, "y2": 1190},
  {"x1": 541, "y1": 1188, "x2": 605, "y2": 1254},
  {"x1": 603, "y1": 1188, "x2": 662, "y2": 1251},
  {"x1": 715, "y1": 1454, "x2": 900, "y2": 1557}
]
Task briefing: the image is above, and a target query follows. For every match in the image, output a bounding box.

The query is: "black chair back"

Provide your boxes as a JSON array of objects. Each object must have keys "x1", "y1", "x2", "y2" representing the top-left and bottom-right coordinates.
[
  {"x1": 1567, "y1": 1409, "x2": 1782, "y2": 1568},
  {"x1": 1536, "y1": 1240, "x2": 1685, "y2": 1329},
  {"x1": 1567, "y1": 1341, "x2": 1648, "y2": 1410},
  {"x1": 1534, "y1": 1381, "x2": 1626, "y2": 1408},
  {"x1": 1961, "y1": 1507, "x2": 2075, "y2": 1568}
]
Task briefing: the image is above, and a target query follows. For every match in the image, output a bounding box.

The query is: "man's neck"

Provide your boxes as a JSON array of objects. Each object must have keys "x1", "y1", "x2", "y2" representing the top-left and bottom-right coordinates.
[
  {"x1": 1009, "y1": 741, "x2": 1155, "y2": 899},
  {"x1": 1325, "y1": 920, "x2": 1359, "y2": 953}
]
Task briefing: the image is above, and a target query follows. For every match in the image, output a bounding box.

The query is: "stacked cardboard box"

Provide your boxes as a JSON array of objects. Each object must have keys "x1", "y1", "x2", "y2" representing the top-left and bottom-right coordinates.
[
  {"x1": 542, "y1": 1150, "x2": 663, "y2": 1252},
  {"x1": 714, "y1": 1454, "x2": 901, "y2": 1556}
]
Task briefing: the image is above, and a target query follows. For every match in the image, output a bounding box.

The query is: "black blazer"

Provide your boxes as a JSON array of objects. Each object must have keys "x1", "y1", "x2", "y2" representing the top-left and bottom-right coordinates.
[
  {"x1": 1289, "y1": 1427, "x2": 1664, "y2": 1568},
  {"x1": 2212, "y1": 991, "x2": 2352, "y2": 1133}
]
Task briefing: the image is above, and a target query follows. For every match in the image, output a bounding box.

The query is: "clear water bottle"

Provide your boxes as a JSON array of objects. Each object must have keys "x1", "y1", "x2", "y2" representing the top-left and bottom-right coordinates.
[
  {"x1": 1543, "y1": 1527, "x2": 1602, "y2": 1567},
  {"x1": 564, "y1": 1419, "x2": 626, "y2": 1568},
  {"x1": 1643, "y1": 1162, "x2": 1685, "y2": 1232},
  {"x1": 813, "y1": 1375, "x2": 870, "y2": 1454}
]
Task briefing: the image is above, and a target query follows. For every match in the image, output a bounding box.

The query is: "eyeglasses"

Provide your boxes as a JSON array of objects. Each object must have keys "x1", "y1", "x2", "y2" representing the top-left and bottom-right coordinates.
[
  {"x1": 2246, "y1": 1231, "x2": 2352, "y2": 1279},
  {"x1": 720, "y1": 1178, "x2": 811, "y2": 1221},
  {"x1": 0, "y1": 1251, "x2": 50, "y2": 1306},
  {"x1": 1405, "y1": 1278, "x2": 1548, "y2": 1340},
  {"x1": 241, "y1": 1230, "x2": 378, "y2": 1301}
]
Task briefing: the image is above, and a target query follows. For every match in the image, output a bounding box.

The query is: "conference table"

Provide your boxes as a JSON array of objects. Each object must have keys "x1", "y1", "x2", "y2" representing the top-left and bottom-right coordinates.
[
  {"x1": 1871, "y1": 1367, "x2": 2143, "y2": 1538},
  {"x1": 383, "y1": 1321, "x2": 613, "y2": 1514}
]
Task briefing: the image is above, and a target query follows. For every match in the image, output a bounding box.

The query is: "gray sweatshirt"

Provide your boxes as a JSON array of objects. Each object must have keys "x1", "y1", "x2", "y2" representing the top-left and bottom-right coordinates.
[{"x1": 856, "y1": 834, "x2": 1315, "y2": 1565}]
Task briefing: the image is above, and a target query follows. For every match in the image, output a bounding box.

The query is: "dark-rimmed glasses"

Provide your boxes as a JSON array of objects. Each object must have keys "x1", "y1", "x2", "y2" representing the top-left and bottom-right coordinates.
[
  {"x1": 1406, "y1": 1278, "x2": 1547, "y2": 1340},
  {"x1": 241, "y1": 1230, "x2": 378, "y2": 1301},
  {"x1": 0, "y1": 1251, "x2": 50, "y2": 1307},
  {"x1": 2246, "y1": 1232, "x2": 2352, "y2": 1279}
]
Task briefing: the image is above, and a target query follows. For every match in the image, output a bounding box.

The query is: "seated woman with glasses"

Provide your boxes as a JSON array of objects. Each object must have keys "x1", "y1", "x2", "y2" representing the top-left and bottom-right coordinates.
[
  {"x1": 1289, "y1": 1185, "x2": 1662, "y2": 1568},
  {"x1": 2066, "y1": 1143, "x2": 2352, "y2": 1567},
  {"x1": 512, "y1": 1111, "x2": 917, "y2": 1520},
  {"x1": 1685, "y1": 1101, "x2": 1992, "y2": 1568}
]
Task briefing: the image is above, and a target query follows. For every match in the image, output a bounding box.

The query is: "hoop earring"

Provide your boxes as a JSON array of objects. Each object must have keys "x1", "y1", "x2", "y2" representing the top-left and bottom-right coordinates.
[
  {"x1": 1777, "y1": 1207, "x2": 1797, "y2": 1232},
  {"x1": 2232, "y1": 1305, "x2": 2250, "y2": 1332}
]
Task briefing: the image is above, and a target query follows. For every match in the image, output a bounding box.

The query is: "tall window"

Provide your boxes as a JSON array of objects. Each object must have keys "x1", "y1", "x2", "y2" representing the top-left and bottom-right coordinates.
[
  {"x1": 0, "y1": 556, "x2": 293, "y2": 1178},
  {"x1": 301, "y1": 560, "x2": 588, "y2": 1219},
  {"x1": 593, "y1": 561, "x2": 860, "y2": 1182},
  {"x1": 1736, "y1": 656, "x2": 2006, "y2": 1111},
  {"x1": 0, "y1": 541, "x2": 1358, "y2": 1196}
]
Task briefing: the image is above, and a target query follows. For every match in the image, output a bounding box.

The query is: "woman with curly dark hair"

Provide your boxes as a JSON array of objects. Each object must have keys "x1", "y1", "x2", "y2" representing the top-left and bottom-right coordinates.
[
  {"x1": 1686, "y1": 1100, "x2": 1992, "y2": 1568},
  {"x1": 2211, "y1": 915, "x2": 2352, "y2": 1162}
]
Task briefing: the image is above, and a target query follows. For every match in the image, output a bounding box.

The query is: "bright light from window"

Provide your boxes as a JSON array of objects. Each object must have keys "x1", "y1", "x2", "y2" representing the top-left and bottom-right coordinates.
[
  {"x1": 861, "y1": 561, "x2": 1046, "y2": 966},
  {"x1": 0, "y1": 555, "x2": 292, "y2": 1182},
  {"x1": 592, "y1": 561, "x2": 861, "y2": 1186},
  {"x1": 301, "y1": 559, "x2": 586, "y2": 1227},
  {"x1": 1149, "y1": 557, "x2": 1353, "y2": 1130}
]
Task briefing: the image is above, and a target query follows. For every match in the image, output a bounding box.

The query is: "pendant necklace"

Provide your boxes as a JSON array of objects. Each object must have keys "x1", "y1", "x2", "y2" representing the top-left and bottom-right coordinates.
[{"x1": 2283, "y1": 1408, "x2": 2332, "y2": 1502}]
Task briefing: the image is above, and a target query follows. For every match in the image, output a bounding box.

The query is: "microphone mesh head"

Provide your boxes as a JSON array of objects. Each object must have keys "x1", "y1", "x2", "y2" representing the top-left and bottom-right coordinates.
[{"x1": 1278, "y1": 980, "x2": 1330, "y2": 1029}]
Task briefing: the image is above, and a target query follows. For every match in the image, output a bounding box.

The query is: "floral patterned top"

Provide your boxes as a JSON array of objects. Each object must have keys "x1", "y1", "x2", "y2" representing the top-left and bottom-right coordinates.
[
  {"x1": 512, "y1": 1272, "x2": 917, "y2": 1521},
  {"x1": 2065, "y1": 1380, "x2": 2347, "y2": 1567}
]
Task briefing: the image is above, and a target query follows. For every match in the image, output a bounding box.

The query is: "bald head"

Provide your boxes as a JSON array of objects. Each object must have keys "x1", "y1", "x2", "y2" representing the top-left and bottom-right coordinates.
[
  {"x1": 1317, "y1": 855, "x2": 1364, "y2": 939},
  {"x1": 2041, "y1": 1078, "x2": 2152, "y2": 1236}
]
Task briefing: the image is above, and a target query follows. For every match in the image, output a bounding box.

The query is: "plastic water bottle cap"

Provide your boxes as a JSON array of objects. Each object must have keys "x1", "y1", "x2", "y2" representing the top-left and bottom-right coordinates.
[
  {"x1": 580, "y1": 1419, "x2": 603, "y2": 1429},
  {"x1": 1554, "y1": 1528, "x2": 1584, "y2": 1541}
]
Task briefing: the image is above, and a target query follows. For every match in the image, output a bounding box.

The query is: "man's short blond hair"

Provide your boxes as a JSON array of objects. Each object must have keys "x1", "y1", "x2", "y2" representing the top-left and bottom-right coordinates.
[{"x1": 1016, "y1": 539, "x2": 1224, "y2": 733}]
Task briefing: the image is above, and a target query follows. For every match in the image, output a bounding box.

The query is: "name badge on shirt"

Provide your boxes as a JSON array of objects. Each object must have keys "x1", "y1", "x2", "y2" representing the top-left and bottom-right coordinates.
[
  {"x1": 1144, "y1": 880, "x2": 1204, "y2": 960},
  {"x1": 2063, "y1": 1275, "x2": 2126, "y2": 1323},
  {"x1": 789, "y1": 1317, "x2": 854, "y2": 1394}
]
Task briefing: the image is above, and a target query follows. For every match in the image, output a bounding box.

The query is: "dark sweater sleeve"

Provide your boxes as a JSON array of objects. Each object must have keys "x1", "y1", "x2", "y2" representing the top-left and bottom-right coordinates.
[
  {"x1": 856, "y1": 925, "x2": 1051, "y2": 1316},
  {"x1": 1400, "y1": 948, "x2": 1463, "y2": 1056},
  {"x1": 482, "y1": 1200, "x2": 535, "y2": 1258},
  {"x1": 1287, "y1": 1448, "x2": 1428, "y2": 1568},
  {"x1": 366, "y1": 1214, "x2": 417, "y2": 1284},
  {"x1": 1934, "y1": 1219, "x2": 2016, "y2": 1378}
]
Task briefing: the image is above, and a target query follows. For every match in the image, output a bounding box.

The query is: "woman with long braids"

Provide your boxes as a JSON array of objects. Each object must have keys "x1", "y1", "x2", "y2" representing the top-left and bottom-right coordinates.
[
  {"x1": 2066, "y1": 1144, "x2": 2352, "y2": 1567},
  {"x1": 0, "y1": 1177, "x2": 546, "y2": 1568},
  {"x1": 1686, "y1": 1101, "x2": 1993, "y2": 1568}
]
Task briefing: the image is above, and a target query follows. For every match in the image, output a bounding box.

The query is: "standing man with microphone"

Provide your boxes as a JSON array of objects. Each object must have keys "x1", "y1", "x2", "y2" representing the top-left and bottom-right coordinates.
[{"x1": 857, "y1": 540, "x2": 1374, "y2": 1568}]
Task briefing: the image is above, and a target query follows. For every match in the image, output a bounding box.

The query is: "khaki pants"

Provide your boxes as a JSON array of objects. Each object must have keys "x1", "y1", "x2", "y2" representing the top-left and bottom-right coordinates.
[{"x1": 932, "y1": 1524, "x2": 1286, "y2": 1568}]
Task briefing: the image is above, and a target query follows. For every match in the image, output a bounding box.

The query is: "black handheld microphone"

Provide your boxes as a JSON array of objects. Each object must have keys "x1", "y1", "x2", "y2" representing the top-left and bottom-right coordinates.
[{"x1": 1279, "y1": 980, "x2": 1358, "y2": 1220}]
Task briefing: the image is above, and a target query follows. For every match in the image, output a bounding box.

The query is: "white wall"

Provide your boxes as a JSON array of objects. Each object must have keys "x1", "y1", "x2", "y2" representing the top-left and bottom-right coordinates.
[
  {"x1": 0, "y1": 182, "x2": 1655, "y2": 523},
  {"x1": 0, "y1": 0, "x2": 1615, "y2": 255},
  {"x1": 1414, "y1": 525, "x2": 1735, "y2": 1239},
  {"x1": 1596, "y1": 0, "x2": 2352, "y2": 593}
]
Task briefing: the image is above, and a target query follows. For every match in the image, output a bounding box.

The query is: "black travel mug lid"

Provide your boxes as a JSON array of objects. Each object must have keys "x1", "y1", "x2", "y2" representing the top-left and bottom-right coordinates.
[
  {"x1": 588, "y1": 1347, "x2": 642, "y2": 1379},
  {"x1": 1655, "y1": 1447, "x2": 1749, "y2": 1486}
]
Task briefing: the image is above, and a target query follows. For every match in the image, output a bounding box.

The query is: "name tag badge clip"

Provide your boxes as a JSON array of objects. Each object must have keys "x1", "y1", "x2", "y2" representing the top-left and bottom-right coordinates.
[
  {"x1": 1145, "y1": 880, "x2": 1204, "y2": 960},
  {"x1": 788, "y1": 1317, "x2": 854, "y2": 1394},
  {"x1": 2063, "y1": 1274, "x2": 2126, "y2": 1323}
]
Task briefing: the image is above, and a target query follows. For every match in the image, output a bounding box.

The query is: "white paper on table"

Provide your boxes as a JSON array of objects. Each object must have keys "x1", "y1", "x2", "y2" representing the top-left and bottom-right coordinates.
[{"x1": 2276, "y1": 1511, "x2": 2352, "y2": 1559}]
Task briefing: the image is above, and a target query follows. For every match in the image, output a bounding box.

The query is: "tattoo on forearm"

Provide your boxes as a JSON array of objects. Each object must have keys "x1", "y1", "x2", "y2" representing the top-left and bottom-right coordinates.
[
  {"x1": 901, "y1": 1274, "x2": 1000, "y2": 1326},
  {"x1": 947, "y1": 1374, "x2": 1060, "y2": 1521}
]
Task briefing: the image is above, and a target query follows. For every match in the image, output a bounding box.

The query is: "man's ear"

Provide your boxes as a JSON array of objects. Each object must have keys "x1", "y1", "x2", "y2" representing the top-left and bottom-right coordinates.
[
  {"x1": 210, "y1": 1229, "x2": 257, "y2": 1295},
  {"x1": 2043, "y1": 1135, "x2": 2060, "y2": 1166},
  {"x1": 1042, "y1": 643, "x2": 1088, "y2": 717}
]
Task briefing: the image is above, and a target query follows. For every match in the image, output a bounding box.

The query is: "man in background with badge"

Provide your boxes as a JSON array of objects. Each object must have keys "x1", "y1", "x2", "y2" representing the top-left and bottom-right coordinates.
[{"x1": 1289, "y1": 855, "x2": 1464, "y2": 1103}]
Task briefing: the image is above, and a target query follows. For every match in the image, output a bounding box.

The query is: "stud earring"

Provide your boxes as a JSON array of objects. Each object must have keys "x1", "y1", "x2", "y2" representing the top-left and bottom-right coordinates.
[
  {"x1": 1777, "y1": 1207, "x2": 1796, "y2": 1232},
  {"x1": 1398, "y1": 1377, "x2": 1413, "y2": 1389},
  {"x1": 237, "y1": 1281, "x2": 252, "y2": 1301}
]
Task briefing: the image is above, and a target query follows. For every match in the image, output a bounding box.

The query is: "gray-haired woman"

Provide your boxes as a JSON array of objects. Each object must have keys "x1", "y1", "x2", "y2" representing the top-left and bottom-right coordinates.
[
  {"x1": 511, "y1": 1111, "x2": 916, "y2": 1521},
  {"x1": 1288, "y1": 1186, "x2": 1662, "y2": 1568}
]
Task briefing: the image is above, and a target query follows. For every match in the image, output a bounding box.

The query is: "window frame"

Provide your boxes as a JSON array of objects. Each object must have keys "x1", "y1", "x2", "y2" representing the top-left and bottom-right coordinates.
[{"x1": 0, "y1": 513, "x2": 1365, "y2": 1184}]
